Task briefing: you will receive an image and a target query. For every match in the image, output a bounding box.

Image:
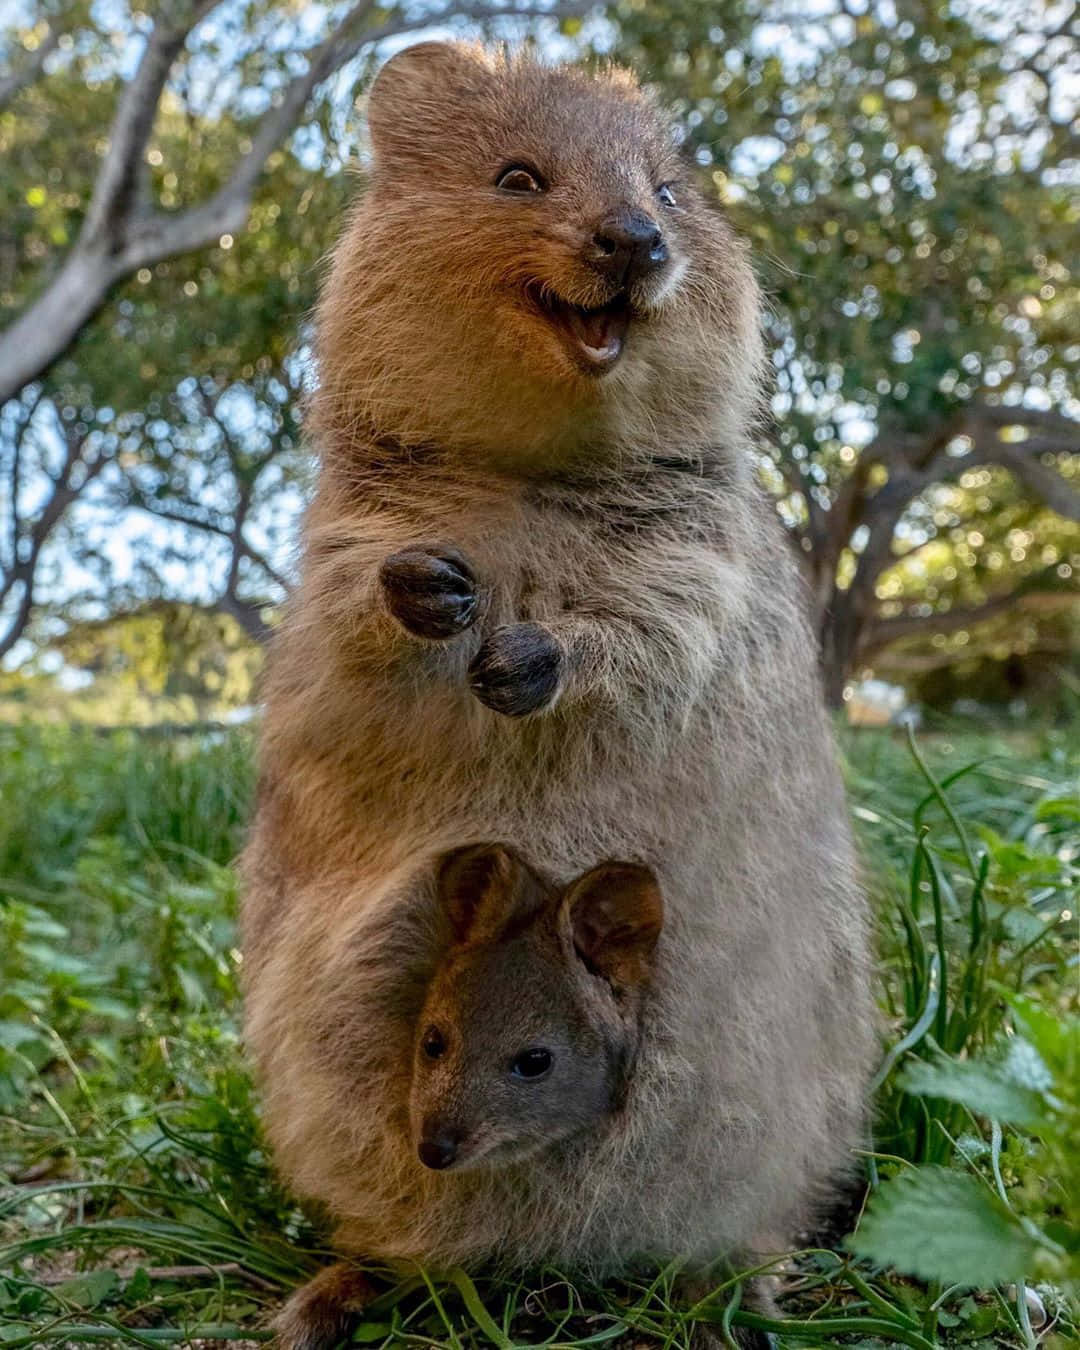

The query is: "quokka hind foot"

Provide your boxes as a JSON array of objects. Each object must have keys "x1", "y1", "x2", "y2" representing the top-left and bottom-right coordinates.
[
  {"x1": 682, "y1": 1272, "x2": 780, "y2": 1350},
  {"x1": 272, "y1": 1262, "x2": 779, "y2": 1350},
  {"x1": 273, "y1": 1262, "x2": 376, "y2": 1350}
]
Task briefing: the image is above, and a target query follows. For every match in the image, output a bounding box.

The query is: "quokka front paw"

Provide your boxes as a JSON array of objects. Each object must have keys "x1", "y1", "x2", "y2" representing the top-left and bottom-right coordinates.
[
  {"x1": 468, "y1": 622, "x2": 565, "y2": 717},
  {"x1": 274, "y1": 1262, "x2": 375, "y2": 1350},
  {"x1": 378, "y1": 545, "x2": 479, "y2": 640}
]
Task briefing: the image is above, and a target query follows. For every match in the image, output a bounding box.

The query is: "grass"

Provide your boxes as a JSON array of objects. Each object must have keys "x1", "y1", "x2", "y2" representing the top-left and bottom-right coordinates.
[{"x1": 0, "y1": 719, "x2": 1077, "y2": 1348}]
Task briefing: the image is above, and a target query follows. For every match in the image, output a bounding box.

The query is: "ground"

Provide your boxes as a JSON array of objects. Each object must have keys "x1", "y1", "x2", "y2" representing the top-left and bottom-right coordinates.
[{"x1": 0, "y1": 718, "x2": 1076, "y2": 1348}]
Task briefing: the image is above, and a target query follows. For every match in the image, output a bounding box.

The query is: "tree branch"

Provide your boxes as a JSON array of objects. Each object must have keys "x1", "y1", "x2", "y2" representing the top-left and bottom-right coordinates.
[
  {"x1": 970, "y1": 403, "x2": 1080, "y2": 438},
  {"x1": 995, "y1": 445, "x2": 1080, "y2": 522},
  {"x1": 118, "y1": 0, "x2": 590, "y2": 268},
  {"x1": 2, "y1": 389, "x2": 46, "y2": 577},
  {"x1": 857, "y1": 568, "x2": 1074, "y2": 658},
  {"x1": 840, "y1": 404, "x2": 1080, "y2": 559},
  {"x1": 126, "y1": 496, "x2": 290, "y2": 596},
  {"x1": 803, "y1": 401, "x2": 1078, "y2": 698},
  {"x1": 0, "y1": 409, "x2": 114, "y2": 660},
  {"x1": 214, "y1": 590, "x2": 272, "y2": 644},
  {"x1": 82, "y1": 0, "x2": 219, "y2": 248},
  {"x1": 0, "y1": 0, "x2": 593, "y2": 404},
  {"x1": 0, "y1": 20, "x2": 62, "y2": 111}
]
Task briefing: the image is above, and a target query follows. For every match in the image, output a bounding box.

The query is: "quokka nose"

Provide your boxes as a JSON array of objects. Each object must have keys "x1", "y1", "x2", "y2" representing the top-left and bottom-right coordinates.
[
  {"x1": 418, "y1": 1130, "x2": 460, "y2": 1170},
  {"x1": 591, "y1": 210, "x2": 668, "y2": 285}
]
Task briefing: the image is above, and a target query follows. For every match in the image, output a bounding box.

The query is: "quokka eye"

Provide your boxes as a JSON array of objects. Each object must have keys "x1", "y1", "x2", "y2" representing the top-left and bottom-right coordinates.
[
  {"x1": 496, "y1": 163, "x2": 546, "y2": 194},
  {"x1": 421, "y1": 1026, "x2": 447, "y2": 1060},
  {"x1": 510, "y1": 1047, "x2": 554, "y2": 1080},
  {"x1": 656, "y1": 183, "x2": 678, "y2": 208}
]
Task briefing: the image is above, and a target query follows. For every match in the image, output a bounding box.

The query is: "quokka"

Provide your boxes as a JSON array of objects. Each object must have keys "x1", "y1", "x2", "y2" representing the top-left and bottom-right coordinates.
[
  {"x1": 274, "y1": 843, "x2": 665, "y2": 1349},
  {"x1": 241, "y1": 40, "x2": 876, "y2": 1348}
]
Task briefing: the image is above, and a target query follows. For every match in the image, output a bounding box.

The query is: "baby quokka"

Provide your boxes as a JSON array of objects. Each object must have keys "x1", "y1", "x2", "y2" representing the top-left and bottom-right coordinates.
[
  {"x1": 411, "y1": 844, "x2": 663, "y2": 1173},
  {"x1": 274, "y1": 845, "x2": 664, "y2": 1349}
]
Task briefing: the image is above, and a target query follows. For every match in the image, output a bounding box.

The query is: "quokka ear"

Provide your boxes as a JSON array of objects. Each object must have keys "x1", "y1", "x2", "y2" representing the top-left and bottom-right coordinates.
[
  {"x1": 563, "y1": 863, "x2": 664, "y2": 989},
  {"x1": 435, "y1": 844, "x2": 545, "y2": 946},
  {"x1": 366, "y1": 42, "x2": 491, "y2": 163}
]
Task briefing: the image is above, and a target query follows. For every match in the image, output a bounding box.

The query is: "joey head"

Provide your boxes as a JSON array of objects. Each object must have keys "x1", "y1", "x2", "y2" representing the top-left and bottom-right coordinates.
[{"x1": 412, "y1": 844, "x2": 663, "y2": 1170}]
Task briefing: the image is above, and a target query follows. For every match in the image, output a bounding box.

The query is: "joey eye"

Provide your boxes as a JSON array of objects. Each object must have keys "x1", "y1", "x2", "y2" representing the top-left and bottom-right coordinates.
[
  {"x1": 497, "y1": 163, "x2": 546, "y2": 194},
  {"x1": 656, "y1": 183, "x2": 678, "y2": 208},
  {"x1": 510, "y1": 1047, "x2": 553, "y2": 1080},
  {"x1": 421, "y1": 1026, "x2": 447, "y2": 1060}
]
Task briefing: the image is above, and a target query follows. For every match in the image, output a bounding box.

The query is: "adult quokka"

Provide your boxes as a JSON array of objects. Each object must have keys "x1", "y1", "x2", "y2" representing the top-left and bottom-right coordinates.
[{"x1": 242, "y1": 41, "x2": 876, "y2": 1348}]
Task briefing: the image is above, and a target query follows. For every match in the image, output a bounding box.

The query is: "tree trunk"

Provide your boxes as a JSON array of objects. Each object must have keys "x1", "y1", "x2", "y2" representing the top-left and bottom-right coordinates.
[
  {"x1": 820, "y1": 613, "x2": 855, "y2": 710},
  {"x1": 0, "y1": 247, "x2": 115, "y2": 405},
  {"x1": 818, "y1": 572, "x2": 876, "y2": 710}
]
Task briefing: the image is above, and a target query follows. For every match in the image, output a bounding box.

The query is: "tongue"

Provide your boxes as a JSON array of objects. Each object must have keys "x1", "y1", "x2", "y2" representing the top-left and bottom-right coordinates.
[{"x1": 565, "y1": 303, "x2": 629, "y2": 364}]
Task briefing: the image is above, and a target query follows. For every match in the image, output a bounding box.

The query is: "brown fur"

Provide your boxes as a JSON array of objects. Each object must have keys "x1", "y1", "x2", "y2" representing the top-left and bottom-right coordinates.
[
  {"x1": 273, "y1": 1263, "x2": 375, "y2": 1350},
  {"x1": 242, "y1": 39, "x2": 875, "y2": 1334}
]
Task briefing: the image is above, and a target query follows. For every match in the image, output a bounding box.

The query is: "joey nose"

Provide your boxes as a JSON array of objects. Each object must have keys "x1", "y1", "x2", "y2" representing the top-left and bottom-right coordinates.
[
  {"x1": 590, "y1": 210, "x2": 668, "y2": 285},
  {"x1": 418, "y1": 1129, "x2": 460, "y2": 1170}
]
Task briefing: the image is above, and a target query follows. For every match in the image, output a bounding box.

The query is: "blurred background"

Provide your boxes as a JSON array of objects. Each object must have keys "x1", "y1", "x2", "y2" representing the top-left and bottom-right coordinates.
[
  {"x1": 1, "y1": 0, "x2": 1077, "y2": 726},
  {"x1": 2, "y1": 8, "x2": 1078, "y2": 1341}
]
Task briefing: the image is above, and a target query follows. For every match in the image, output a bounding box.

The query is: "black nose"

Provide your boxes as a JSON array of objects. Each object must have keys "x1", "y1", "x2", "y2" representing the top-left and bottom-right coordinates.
[
  {"x1": 418, "y1": 1130, "x2": 459, "y2": 1170},
  {"x1": 591, "y1": 210, "x2": 668, "y2": 286}
]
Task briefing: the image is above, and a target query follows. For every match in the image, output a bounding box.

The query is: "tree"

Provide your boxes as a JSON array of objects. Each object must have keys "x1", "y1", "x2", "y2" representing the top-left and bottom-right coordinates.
[
  {"x1": 112, "y1": 359, "x2": 309, "y2": 644},
  {"x1": 1, "y1": 356, "x2": 313, "y2": 657},
  {"x1": 2, "y1": 0, "x2": 1077, "y2": 704},
  {"x1": 617, "y1": 0, "x2": 1079, "y2": 702},
  {"x1": 0, "y1": 0, "x2": 589, "y2": 406},
  {"x1": 0, "y1": 0, "x2": 586, "y2": 657},
  {"x1": 0, "y1": 601, "x2": 263, "y2": 722},
  {"x1": 0, "y1": 388, "x2": 117, "y2": 661}
]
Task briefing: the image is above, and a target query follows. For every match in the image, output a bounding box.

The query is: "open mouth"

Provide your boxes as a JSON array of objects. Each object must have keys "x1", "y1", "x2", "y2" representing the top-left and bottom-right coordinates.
[{"x1": 529, "y1": 287, "x2": 633, "y2": 373}]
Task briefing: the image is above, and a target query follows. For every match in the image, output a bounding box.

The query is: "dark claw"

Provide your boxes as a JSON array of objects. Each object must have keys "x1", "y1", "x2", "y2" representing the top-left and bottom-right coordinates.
[
  {"x1": 468, "y1": 622, "x2": 564, "y2": 717},
  {"x1": 379, "y1": 546, "x2": 478, "y2": 640}
]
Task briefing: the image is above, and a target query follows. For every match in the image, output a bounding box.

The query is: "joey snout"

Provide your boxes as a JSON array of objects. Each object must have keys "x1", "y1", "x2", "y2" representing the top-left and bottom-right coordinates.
[
  {"x1": 416, "y1": 1118, "x2": 464, "y2": 1170},
  {"x1": 379, "y1": 545, "x2": 479, "y2": 639}
]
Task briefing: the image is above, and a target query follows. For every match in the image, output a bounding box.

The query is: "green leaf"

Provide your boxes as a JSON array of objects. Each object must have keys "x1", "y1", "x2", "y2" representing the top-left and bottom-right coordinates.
[
  {"x1": 18, "y1": 942, "x2": 90, "y2": 976},
  {"x1": 177, "y1": 966, "x2": 207, "y2": 1007},
  {"x1": 18, "y1": 912, "x2": 69, "y2": 940},
  {"x1": 125, "y1": 1266, "x2": 152, "y2": 1302},
  {"x1": 0, "y1": 1021, "x2": 37, "y2": 1051},
  {"x1": 1008, "y1": 994, "x2": 1079, "y2": 1071},
  {"x1": 82, "y1": 995, "x2": 135, "y2": 1021},
  {"x1": 1032, "y1": 796, "x2": 1080, "y2": 824},
  {"x1": 53, "y1": 1269, "x2": 120, "y2": 1309},
  {"x1": 900, "y1": 1052, "x2": 1049, "y2": 1127},
  {"x1": 351, "y1": 1322, "x2": 392, "y2": 1342},
  {"x1": 850, "y1": 1168, "x2": 1038, "y2": 1286}
]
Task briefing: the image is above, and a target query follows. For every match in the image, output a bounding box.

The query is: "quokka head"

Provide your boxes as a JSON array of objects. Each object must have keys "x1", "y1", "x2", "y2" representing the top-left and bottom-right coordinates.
[
  {"x1": 316, "y1": 43, "x2": 763, "y2": 460},
  {"x1": 410, "y1": 844, "x2": 663, "y2": 1173}
]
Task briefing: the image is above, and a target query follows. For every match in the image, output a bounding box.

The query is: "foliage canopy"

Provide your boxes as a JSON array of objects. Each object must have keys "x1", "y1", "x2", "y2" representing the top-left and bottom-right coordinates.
[{"x1": 0, "y1": 0, "x2": 1077, "y2": 706}]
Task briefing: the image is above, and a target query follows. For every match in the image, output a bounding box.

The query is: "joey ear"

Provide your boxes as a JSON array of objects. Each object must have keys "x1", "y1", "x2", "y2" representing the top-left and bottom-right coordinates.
[
  {"x1": 563, "y1": 863, "x2": 664, "y2": 988},
  {"x1": 435, "y1": 843, "x2": 544, "y2": 945},
  {"x1": 366, "y1": 42, "x2": 491, "y2": 161}
]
